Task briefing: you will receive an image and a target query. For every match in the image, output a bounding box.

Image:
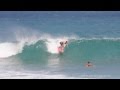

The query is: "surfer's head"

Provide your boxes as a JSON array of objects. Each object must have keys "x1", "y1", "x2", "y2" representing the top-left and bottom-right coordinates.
[{"x1": 60, "y1": 42, "x2": 63, "y2": 45}]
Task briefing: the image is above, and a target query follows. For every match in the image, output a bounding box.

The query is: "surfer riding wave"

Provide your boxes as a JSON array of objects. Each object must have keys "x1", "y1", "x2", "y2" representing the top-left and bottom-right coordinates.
[{"x1": 58, "y1": 41, "x2": 68, "y2": 54}]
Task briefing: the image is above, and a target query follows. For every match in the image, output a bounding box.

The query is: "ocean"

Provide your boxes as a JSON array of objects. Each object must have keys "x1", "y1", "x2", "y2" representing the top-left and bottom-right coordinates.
[{"x1": 0, "y1": 11, "x2": 120, "y2": 79}]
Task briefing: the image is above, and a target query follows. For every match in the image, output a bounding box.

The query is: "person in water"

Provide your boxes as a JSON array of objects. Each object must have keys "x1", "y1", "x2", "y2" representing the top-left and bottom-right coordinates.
[
  {"x1": 58, "y1": 41, "x2": 68, "y2": 54},
  {"x1": 85, "y1": 61, "x2": 93, "y2": 67}
]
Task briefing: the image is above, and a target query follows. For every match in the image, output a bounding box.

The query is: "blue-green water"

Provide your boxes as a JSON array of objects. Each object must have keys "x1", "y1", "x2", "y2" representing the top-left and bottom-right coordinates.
[{"x1": 0, "y1": 11, "x2": 120, "y2": 79}]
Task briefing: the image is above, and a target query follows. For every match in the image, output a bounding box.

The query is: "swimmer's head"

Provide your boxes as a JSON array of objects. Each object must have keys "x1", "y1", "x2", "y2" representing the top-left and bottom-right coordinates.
[{"x1": 88, "y1": 61, "x2": 90, "y2": 64}]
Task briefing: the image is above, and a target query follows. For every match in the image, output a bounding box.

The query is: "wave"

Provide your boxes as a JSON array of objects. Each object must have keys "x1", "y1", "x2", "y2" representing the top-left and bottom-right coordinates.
[
  {"x1": 18, "y1": 38, "x2": 120, "y2": 63},
  {"x1": 0, "y1": 35, "x2": 120, "y2": 64},
  {"x1": 0, "y1": 32, "x2": 78, "y2": 58}
]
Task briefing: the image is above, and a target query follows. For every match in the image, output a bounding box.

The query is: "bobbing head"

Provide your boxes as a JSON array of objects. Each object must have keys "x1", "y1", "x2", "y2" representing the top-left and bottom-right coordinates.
[{"x1": 88, "y1": 61, "x2": 90, "y2": 64}]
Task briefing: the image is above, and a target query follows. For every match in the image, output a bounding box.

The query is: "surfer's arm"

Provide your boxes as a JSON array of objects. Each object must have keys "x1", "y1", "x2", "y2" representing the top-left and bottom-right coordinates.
[{"x1": 64, "y1": 41, "x2": 68, "y2": 47}]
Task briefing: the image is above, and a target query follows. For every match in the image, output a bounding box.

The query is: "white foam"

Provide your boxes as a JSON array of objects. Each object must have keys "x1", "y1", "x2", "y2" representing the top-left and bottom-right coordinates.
[
  {"x1": 77, "y1": 37, "x2": 120, "y2": 41},
  {"x1": 0, "y1": 34, "x2": 41, "y2": 58},
  {"x1": 0, "y1": 70, "x2": 81, "y2": 79},
  {"x1": 0, "y1": 42, "x2": 23, "y2": 58}
]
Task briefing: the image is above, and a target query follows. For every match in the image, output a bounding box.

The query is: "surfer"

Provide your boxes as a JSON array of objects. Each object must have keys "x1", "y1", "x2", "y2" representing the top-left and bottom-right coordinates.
[{"x1": 58, "y1": 41, "x2": 68, "y2": 54}]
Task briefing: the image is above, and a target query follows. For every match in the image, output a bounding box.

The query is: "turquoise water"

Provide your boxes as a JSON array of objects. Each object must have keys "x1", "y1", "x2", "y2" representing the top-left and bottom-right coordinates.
[
  {"x1": 0, "y1": 11, "x2": 120, "y2": 78},
  {"x1": 18, "y1": 39, "x2": 120, "y2": 64}
]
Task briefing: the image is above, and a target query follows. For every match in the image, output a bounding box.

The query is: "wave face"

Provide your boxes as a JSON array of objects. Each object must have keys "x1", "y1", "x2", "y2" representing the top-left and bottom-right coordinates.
[
  {"x1": 64, "y1": 39, "x2": 120, "y2": 63},
  {"x1": 1, "y1": 37, "x2": 120, "y2": 64}
]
